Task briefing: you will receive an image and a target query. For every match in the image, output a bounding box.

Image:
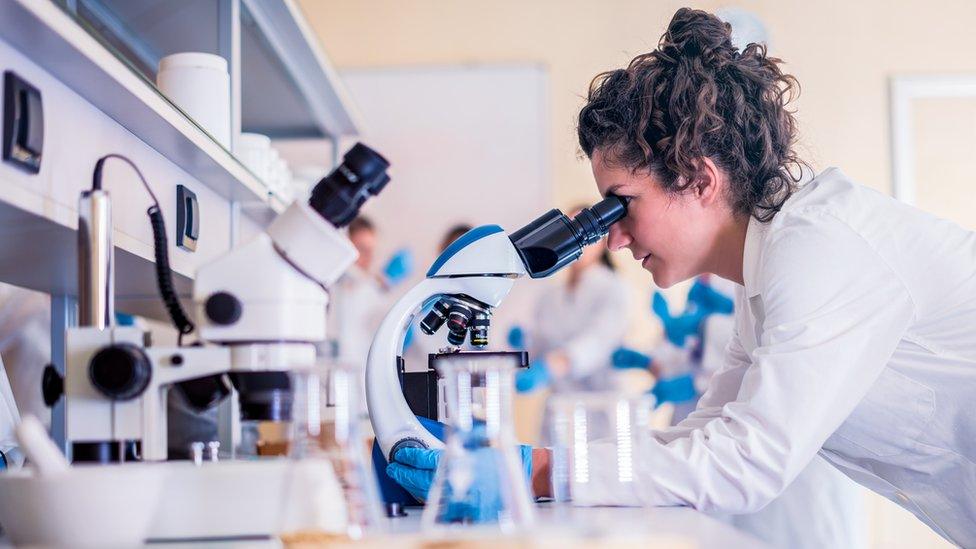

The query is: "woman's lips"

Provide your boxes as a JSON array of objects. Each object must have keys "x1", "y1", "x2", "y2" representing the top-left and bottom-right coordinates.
[{"x1": 641, "y1": 253, "x2": 653, "y2": 269}]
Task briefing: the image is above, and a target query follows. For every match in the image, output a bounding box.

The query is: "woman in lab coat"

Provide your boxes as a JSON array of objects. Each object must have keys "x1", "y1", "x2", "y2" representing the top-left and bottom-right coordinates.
[
  {"x1": 514, "y1": 209, "x2": 629, "y2": 393},
  {"x1": 572, "y1": 8, "x2": 975, "y2": 545}
]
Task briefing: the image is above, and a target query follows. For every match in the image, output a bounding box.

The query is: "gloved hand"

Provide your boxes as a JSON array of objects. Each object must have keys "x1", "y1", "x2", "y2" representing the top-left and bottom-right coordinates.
[
  {"x1": 651, "y1": 373, "x2": 698, "y2": 404},
  {"x1": 651, "y1": 291, "x2": 704, "y2": 347},
  {"x1": 611, "y1": 346, "x2": 652, "y2": 369},
  {"x1": 386, "y1": 443, "x2": 533, "y2": 522},
  {"x1": 507, "y1": 326, "x2": 525, "y2": 350},
  {"x1": 383, "y1": 248, "x2": 414, "y2": 287},
  {"x1": 515, "y1": 358, "x2": 550, "y2": 393},
  {"x1": 687, "y1": 279, "x2": 734, "y2": 315}
]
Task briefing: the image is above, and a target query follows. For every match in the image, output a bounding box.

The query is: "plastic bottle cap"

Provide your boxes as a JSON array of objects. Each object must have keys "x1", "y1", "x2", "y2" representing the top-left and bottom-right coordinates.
[{"x1": 158, "y1": 52, "x2": 228, "y2": 74}]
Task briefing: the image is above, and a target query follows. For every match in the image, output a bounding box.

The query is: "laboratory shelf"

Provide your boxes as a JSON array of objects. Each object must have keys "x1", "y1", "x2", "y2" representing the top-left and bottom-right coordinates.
[{"x1": 0, "y1": 0, "x2": 282, "y2": 223}]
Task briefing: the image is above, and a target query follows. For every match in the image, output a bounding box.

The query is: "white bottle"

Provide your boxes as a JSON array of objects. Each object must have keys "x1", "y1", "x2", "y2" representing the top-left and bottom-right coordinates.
[{"x1": 157, "y1": 52, "x2": 231, "y2": 149}]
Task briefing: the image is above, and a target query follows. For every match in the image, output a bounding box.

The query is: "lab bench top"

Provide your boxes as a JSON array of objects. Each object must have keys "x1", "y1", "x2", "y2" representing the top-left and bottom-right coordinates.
[{"x1": 0, "y1": 504, "x2": 761, "y2": 549}]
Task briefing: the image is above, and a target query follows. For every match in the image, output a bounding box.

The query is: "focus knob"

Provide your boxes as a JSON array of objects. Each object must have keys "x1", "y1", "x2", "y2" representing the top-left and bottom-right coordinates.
[
  {"x1": 205, "y1": 292, "x2": 242, "y2": 326},
  {"x1": 88, "y1": 344, "x2": 152, "y2": 401}
]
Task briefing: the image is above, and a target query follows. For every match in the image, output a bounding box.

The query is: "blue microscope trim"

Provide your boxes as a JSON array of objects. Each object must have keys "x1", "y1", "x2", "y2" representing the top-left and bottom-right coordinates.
[{"x1": 426, "y1": 225, "x2": 505, "y2": 277}]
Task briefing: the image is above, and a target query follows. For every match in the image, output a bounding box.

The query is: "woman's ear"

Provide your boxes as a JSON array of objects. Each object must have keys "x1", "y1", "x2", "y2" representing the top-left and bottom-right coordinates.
[{"x1": 693, "y1": 157, "x2": 723, "y2": 207}]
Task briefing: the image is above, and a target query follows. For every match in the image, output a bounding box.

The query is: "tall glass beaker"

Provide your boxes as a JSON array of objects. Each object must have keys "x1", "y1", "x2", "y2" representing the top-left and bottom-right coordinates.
[
  {"x1": 548, "y1": 391, "x2": 654, "y2": 508},
  {"x1": 422, "y1": 352, "x2": 535, "y2": 533},
  {"x1": 279, "y1": 361, "x2": 383, "y2": 541}
]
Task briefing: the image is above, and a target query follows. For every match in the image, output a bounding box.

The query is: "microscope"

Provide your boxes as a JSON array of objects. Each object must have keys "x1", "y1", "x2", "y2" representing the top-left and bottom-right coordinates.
[
  {"x1": 56, "y1": 143, "x2": 391, "y2": 463},
  {"x1": 366, "y1": 195, "x2": 628, "y2": 462}
]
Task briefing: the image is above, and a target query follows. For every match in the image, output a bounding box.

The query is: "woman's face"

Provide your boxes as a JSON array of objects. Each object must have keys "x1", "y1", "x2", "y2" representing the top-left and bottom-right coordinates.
[{"x1": 591, "y1": 148, "x2": 720, "y2": 288}]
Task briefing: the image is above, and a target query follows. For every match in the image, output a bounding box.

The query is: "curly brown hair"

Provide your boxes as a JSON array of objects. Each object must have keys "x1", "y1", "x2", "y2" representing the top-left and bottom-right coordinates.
[{"x1": 578, "y1": 8, "x2": 804, "y2": 222}]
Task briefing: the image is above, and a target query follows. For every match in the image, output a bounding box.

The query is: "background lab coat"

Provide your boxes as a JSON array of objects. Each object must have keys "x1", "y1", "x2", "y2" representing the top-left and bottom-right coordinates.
[
  {"x1": 528, "y1": 263, "x2": 629, "y2": 390},
  {"x1": 580, "y1": 168, "x2": 976, "y2": 546},
  {"x1": 0, "y1": 355, "x2": 23, "y2": 467}
]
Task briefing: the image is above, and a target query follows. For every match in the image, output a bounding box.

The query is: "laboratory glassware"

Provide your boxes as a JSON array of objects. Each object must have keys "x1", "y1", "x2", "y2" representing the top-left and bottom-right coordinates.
[
  {"x1": 280, "y1": 361, "x2": 383, "y2": 541},
  {"x1": 548, "y1": 391, "x2": 654, "y2": 508},
  {"x1": 422, "y1": 352, "x2": 536, "y2": 533}
]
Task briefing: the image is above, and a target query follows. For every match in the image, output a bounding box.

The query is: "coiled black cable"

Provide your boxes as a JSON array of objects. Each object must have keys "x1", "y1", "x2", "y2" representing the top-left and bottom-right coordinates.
[{"x1": 92, "y1": 154, "x2": 195, "y2": 343}]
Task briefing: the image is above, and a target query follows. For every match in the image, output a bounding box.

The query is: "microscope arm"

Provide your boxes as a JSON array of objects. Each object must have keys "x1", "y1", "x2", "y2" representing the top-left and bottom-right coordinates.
[{"x1": 367, "y1": 276, "x2": 518, "y2": 460}]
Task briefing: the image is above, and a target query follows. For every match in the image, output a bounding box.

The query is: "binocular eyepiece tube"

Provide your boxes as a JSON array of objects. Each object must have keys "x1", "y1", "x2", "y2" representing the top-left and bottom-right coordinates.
[{"x1": 509, "y1": 194, "x2": 629, "y2": 279}]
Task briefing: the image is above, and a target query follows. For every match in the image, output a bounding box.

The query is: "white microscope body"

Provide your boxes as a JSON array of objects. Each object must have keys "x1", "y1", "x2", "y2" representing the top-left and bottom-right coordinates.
[
  {"x1": 62, "y1": 143, "x2": 390, "y2": 462},
  {"x1": 366, "y1": 226, "x2": 527, "y2": 459}
]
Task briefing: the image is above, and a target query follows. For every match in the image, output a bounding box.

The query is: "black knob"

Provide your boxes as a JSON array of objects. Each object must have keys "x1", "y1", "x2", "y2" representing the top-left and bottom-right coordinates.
[
  {"x1": 205, "y1": 292, "x2": 242, "y2": 325},
  {"x1": 41, "y1": 364, "x2": 63, "y2": 407},
  {"x1": 88, "y1": 344, "x2": 152, "y2": 401}
]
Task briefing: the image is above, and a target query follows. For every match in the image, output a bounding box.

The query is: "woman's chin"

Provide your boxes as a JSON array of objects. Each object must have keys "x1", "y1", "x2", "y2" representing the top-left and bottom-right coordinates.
[{"x1": 646, "y1": 264, "x2": 675, "y2": 289}]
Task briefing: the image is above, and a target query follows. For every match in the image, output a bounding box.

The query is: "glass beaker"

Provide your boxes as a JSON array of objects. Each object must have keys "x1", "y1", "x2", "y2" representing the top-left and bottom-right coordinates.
[
  {"x1": 279, "y1": 361, "x2": 383, "y2": 542},
  {"x1": 548, "y1": 391, "x2": 654, "y2": 509},
  {"x1": 422, "y1": 352, "x2": 535, "y2": 533}
]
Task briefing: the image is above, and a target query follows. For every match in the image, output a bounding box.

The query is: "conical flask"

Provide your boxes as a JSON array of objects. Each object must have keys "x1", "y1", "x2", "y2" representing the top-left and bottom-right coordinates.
[
  {"x1": 279, "y1": 361, "x2": 384, "y2": 541},
  {"x1": 422, "y1": 352, "x2": 535, "y2": 533}
]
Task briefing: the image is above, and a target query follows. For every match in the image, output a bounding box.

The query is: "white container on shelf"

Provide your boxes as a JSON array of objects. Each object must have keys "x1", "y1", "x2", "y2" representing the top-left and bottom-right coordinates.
[
  {"x1": 237, "y1": 132, "x2": 273, "y2": 183},
  {"x1": 157, "y1": 52, "x2": 231, "y2": 148}
]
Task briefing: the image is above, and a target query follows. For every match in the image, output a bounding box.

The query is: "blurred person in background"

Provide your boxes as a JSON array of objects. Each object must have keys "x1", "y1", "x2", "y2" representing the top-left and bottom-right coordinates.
[
  {"x1": 328, "y1": 216, "x2": 413, "y2": 367},
  {"x1": 511, "y1": 205, "x2": 630, "y2": 394}
]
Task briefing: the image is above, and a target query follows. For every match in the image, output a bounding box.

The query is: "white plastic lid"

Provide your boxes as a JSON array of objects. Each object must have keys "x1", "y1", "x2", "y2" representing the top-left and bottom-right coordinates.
[
  {"x1": 158, "y1": 52, "x2": 228, "y2": 73},
  {"x1": 237, "y1": 132, "x2": 272, "y2": 149}
]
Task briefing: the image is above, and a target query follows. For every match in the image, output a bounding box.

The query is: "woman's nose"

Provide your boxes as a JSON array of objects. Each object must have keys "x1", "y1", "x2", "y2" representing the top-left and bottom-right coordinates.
[{"x1": 606, "y1": 224, "x2": 632, "y2": 252}]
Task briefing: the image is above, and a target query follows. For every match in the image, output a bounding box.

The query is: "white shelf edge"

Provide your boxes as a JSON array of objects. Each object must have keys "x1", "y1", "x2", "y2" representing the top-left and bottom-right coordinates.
[{"x1": 0, "y1": 0, "x2": 287, "y2": 222}]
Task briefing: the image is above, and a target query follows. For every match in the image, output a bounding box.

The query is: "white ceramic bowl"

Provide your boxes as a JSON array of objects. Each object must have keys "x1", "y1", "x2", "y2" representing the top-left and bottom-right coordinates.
[{"x1": 0, "y1": 464, "x2": 165, "y2": 548}]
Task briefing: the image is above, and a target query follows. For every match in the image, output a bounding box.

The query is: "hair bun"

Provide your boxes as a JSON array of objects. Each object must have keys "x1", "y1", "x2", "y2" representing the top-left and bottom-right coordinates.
[{"x1": 660, "y1": 8, "x2": 736, "y2": 66}]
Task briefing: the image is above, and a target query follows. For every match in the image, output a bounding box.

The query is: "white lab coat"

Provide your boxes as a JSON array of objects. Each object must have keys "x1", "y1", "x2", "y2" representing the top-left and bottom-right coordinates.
[
  {"x1": 704, "y1": 313, "x2": 866, "y2": 549},
  {"x1": 327, "y1": 265, "x2": 388, "y2": 367},
  {"x1": 529, "y1": 264, "x2": 629, "y2": 390},
  {"x1": 0, "y1": 284, "x2": 50, "y2": 426},
  {"x1": 582, "y1": 168, "x2": 976, "y2": 546},
  {"x1": 0, "y1": 355, "x2": 23, "y2": 468}
]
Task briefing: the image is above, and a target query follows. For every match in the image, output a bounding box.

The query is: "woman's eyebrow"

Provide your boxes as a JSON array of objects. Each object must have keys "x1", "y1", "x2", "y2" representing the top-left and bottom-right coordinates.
[{"x1": 604, "y1": 183, "x2": 625, "y2": 197}]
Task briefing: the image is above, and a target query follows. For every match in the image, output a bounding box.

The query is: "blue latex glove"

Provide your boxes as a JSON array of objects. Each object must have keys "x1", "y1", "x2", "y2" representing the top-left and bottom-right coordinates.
[
  {"x1": 611, "y1": 346, "x2": 652, "y2": 369},
  {"x1": 386, "y1": 443, "x2": 533, "y2": 522},
  {"x1": 507, "y1": 326, "x2": 525, "y2": 350},
  {"x1": 651, "y1": 373, "x2": 698, "y2": 404},
  {"x1": 651, "y1": 291, "x2": 704, "y2": 347},
  {"x1": 115, "y1": 312, "x2": 136, "y2": 326},
  {"x1": 687, "y1": 279, "x2": 734, "y2": 315},
  {"x1": 383, "y1": 248, "x2": 414, "y2": 286},
  {"x1": 0, "y1": 450, "x2": 7, "y2": 470},
  {"x1": 515, "y1": 358, "x2": 550, "y2": 393}
]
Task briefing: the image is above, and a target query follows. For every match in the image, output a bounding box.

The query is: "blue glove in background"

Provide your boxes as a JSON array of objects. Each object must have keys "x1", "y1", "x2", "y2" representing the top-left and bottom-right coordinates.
[
  {"x1": 402, "y1": 324, "x2": 415, "y2": 351},
  {"x1": 651, "y1": 373, "x2": 698, "y2": 404},
  {"x1": 507, "y1": 326, "x2": 525, "y2": 350},
  {"x1": 383, "y1": 248, "x2": 414, "y2": 286},
  {"x1": 515, "y1": 358, "x2": 550, "y2": 393},
  {"x1": 687, "y1": 279, "x2": 734, "y2": 315},
  {"x1": 386, "y1": 443, "x2": 533, "y2": 522},
  {"x1": 652, "y1": 291, "x2": 705, "y2": 347},
  {"x1": 611, "y1": 346, "x2": 652, "y2": 369}
]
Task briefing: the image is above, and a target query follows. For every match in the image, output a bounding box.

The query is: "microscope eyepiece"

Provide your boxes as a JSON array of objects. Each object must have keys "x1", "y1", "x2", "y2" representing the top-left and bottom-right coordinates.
[
  {"x1": 509, "y1": 194, "x2": 628, "y2": 278},
  {"x1": 308, "y1": 143, "x2": 391, "y2": 228},
  {"x1": 571, "y1": 194, "x2": 629, "y2": 246}
]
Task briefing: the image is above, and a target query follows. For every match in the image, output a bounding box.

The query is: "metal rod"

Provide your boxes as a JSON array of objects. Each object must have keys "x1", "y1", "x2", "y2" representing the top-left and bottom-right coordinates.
[{"x1": 77, "y1": 190, "x2": 114, "y2": 328}]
